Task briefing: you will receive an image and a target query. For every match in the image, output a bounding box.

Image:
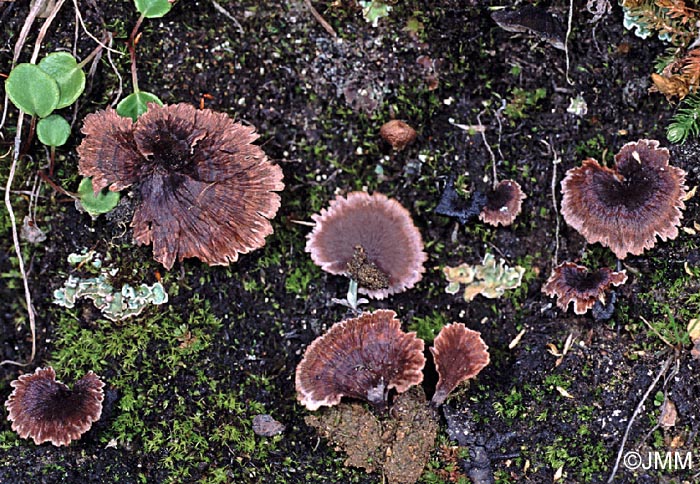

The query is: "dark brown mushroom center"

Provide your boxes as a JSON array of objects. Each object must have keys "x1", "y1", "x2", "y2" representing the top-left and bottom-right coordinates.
[
  {"x1": 592, "y1": 159, "x2": 656, "y2": 211},
  {"x1": 24, "y1": 379, "x2": 92, "y2": 421},
  {"x1": 485, "y1": 183, "x2": 516, "y2": 211},
  {"x1": 562, "y1": 266, "x2": 607, "y2": 292},
  {"x1": 146, "y1": 127, "x2": 197, "y2": 174}
]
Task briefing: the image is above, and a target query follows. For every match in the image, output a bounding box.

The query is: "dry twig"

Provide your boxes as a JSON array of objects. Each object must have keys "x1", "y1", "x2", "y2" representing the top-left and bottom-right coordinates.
[
  {"x1": 304, "y1": 0, "x2": 337, "y2": 38},
  {"x1": 607, "y1": 355, "x2": 675, "y2": 483}
]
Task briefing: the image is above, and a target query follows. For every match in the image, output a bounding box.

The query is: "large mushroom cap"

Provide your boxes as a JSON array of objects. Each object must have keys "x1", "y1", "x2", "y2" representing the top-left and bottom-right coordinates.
[
  {"x1": 295, "y1": 309, "x2": 426, "y2": 411},
  {"x1": 305, "y1": 191, "x2": 427, "y2": 299},
  {"x1": 543, "y1": 262, "x2": 628, "y2": 315},
  {"x1": 78, "y1": 103, "x2": 284, "y2": 269},
  {"x1": 479, "y1": 179, "x2": 526, "y2": 227},
  {"x1": 561, "y1": 139, "x2": 687, "y2": 259},
  {"x1": 5, "y1": 367, "x2": 105, "y2": 446},
  {"x1": 430, "y1": 323, "x2": 489, "y2": 406}
]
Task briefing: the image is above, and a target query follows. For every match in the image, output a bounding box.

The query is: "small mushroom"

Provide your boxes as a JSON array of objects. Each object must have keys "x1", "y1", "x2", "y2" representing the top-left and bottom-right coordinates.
[
  {"x1": 295, "y1": 309, "x2": 426, "y2": 411},
  {"x1": 5, "y1": 367, "x2": 105, "y2": 446},
  {"x1": 306, "y1": 191, "x2": 427, "y2": 299},
  {"x1": 543, "y1": 262, "x2": 628, "y2": 315},
  {"x1": 379, "y1": 120, "x2": 417, "y2": 151},
  {"x1": 78, "y1": 103, "x2": 284, "y2": 269},
  {"x1": 430, "y1": 323, "x2": 490, "y2": 406},
  {"x1": 479, "y1": 179, "x2": 526, "y2": 227},
  {"x1": 561, "y1": 139, "x2": 687, "y2": 259}
]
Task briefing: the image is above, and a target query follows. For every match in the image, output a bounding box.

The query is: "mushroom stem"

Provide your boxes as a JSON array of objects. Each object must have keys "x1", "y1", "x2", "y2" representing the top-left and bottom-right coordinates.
[
  {"x1": 347, "y1": 278, "x2": 359, "y2": 309},
  {"x1": 331, "y1": 278, "x2": 368, "y2": 312}
]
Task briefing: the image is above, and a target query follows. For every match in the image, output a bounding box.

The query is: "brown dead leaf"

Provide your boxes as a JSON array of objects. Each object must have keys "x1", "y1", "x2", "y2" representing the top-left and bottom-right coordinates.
[
  {"x1": 651, "y1": 73, "x2": 689, "y2": 100},
  {"x1": 659, "y1": 397, "x2": 678, "y2": 428}
]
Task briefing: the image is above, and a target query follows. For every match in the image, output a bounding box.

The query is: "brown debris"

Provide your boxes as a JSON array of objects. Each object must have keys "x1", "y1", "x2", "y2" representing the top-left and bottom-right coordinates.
[
  {"x1": 295, "y1": 310, "x2": 425, "y2": 411},
  {"x1": 5, "y1": 367, "x2": 105, "y2": 446},
  {"x1": 380, "y1": 120, "x2": 417, "y2": 151},
  {"x1": 305, "y1": 402, "x2": 385, "y2": 473},
  {"x1": 306, "y1": 191, "x2": 427, "y2": 299},
  {"x1": 491, "y1": 5, "x2": 566, "y2": 50},
  {"x1": 78, "y1": 103, "x2": 284, "y2": 269},
  {"x1": 430, "y1": 323, "x2": 490, "y2": 406},
  {"x1": 479, "y1": 179, "x2": 526, "y2": 227},
  {"x1": 651, "y1": 73, "x2": 690, "y2": 101},
  {"x1": 560, "y1": 139, "x2": 687, "y2": 259},
  {"x1": 543, "y1": 262, "x2": 628, "y2": 315},
  {"x1": 384, "y1": 387, "x2": 439, "y2": 484},
  {"x1": 305, "y1": 387, "x2": 438, "y2": 484}
]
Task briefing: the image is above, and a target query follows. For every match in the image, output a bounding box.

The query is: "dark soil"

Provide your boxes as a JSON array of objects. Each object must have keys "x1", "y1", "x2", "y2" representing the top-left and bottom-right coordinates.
[{"x1": 2, "y1": 1, "x2": 700, "y2": 483}]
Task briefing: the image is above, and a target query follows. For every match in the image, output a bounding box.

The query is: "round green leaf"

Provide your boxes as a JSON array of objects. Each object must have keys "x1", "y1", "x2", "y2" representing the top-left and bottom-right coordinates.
[
  {"x1": 38, "y1": 52, "x2": 86, "y2": 109},
  {"x1": 5, "y1": 63, "x2": 59, "y2": 117},
  {"x1": 37, "y1": 114, "x2": 71, "y2": 147},
  {"x1": 134, "y1": 0, "x2": 173, "y2": 18},
  {"x1": 77, "y1": 177, "x2": 120, "y2": 218},
  {"x1": 116, "y1": 91, "x2": 163, "y2": 121}
]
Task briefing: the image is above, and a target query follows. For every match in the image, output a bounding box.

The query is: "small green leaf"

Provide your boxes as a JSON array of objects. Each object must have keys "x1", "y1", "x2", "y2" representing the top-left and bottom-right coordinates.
[
  {"x1": 77, "y1": 177, "x2": 120, "y2": 218},
  {"x1": 134, "y1": 0, "x2": 173, "y2": 18},
  {"x1": 37, "y1": 114, "x2": 71, "y2": 147},
  {"x1": 5, "y1": 63, "x2": 60, "y2": 117},
  {"x1": 116, "y1": 91, "x2": 163, "y2": 120},
  {"x1": 38, "y1": 52, "x2": 86, "y2": 109}
]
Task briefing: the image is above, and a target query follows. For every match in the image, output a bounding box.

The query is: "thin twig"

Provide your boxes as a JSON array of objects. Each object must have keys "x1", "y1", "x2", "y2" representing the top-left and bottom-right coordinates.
[
  {"x1": 476, "y1": 110, "x2": 498, "y2": 188},
  {"x1": 129, "y1": 13, "x2": 146, "y2": 92},
  {"x1": 640, "y1": 316, "x2": 675, "y2": 349},
  {"x1": 30, "y1": 0, "x2": 67, "y2": 63},
  {"x1": 209, "y1": 0, "x2": 244, "y2": 35},
  {"x1": 303, "y1": 0, "x2": 337, "y2": 38},
  {"x1": 541, "y1": 139, "x2": 561, "y2": 265},
  {"x1": 71, "y1": 0, "x2": 122, "y2": 55},
  {"x1": 1, "y1": 0, "x2": 67, "y2": 367},
  {"x1": 104, "y1": 33, "x2": 124, "y2": 108},
  {"x1": 1, "y1": 112, "x2": 36, "y2": 367},
  {"x1": 607, "y1": 355, "x2": 674, "y2": 483},
  {"x1": 565, "y1": 0, "x2": 574, "y2": 85}
]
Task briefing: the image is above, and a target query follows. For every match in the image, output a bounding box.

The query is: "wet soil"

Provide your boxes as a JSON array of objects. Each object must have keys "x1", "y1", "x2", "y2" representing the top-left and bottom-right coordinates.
[{"x1": 1, "y1": 1, "x2": 700, "y2": 483}]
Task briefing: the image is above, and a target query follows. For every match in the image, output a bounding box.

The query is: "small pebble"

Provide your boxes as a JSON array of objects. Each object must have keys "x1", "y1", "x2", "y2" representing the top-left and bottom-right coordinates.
[{"x1": 252, "y1": 414, "x2": 285, "y2": 437}]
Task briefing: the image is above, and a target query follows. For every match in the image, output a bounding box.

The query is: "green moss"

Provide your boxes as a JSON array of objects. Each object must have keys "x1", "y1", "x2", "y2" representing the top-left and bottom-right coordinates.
[
  {"x1": 48, "y1": 295, "x2": 277, "y2": 483},
  {"x1": 408, "y1": 310, "x2": 448, "y2": 343},
  {"x1": 502, "y1": 87, "x2": 547, "y2": 121}
]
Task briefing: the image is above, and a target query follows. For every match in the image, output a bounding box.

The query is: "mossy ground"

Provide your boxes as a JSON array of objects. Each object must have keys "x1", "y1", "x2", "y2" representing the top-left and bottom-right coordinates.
[{"x1": 1, "y1": 1, "x2": 700, "y2": 483}]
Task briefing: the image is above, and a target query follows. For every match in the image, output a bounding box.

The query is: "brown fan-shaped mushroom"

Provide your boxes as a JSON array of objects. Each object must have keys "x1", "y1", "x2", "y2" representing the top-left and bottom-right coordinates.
[
  {"x1": 295, "y1": 310, "x2": 426, "y2": 411},
  {"x1": 561, "y1": 139, "x2": 687, "y2": 259},
  {"x1": 430, "y1": 323, "x2": 489, "y2": 406},
  {"x1": 306, "y1": 191, "x2": 427, "y2": 299},
  {"x1": 479, "y1": 179, "x2": 526, "y2": 227},
  {"x1": 543, "y1": 262, "x2": 628, "y2": 315},
  {"x1": 5, "y1": 367, "x2": 105, "y2": 446},
  {"x1": 78, "y1": 103, "x2": 284, "y2": 269},
  {"x1": 379, "y1": 120, "x2": 417, "y2": 151}
]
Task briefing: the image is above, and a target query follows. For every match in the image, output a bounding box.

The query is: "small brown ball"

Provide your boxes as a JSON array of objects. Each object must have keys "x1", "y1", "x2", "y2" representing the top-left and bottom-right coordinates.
[{"x1": 379, "y1": 120, "x2": 417, "y2": 151}]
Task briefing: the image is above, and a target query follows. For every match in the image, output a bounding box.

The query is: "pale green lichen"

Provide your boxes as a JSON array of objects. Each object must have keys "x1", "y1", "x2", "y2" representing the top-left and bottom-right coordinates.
[
  {"x1": 360, "y1": 0, "x2": 392, "y2": 27},
  {"x1": 443, "y1": 253, "x2": 525, "y2": 302},
  {"x1": 53, "y1": 252, "x2": 168, "y2": 321}
]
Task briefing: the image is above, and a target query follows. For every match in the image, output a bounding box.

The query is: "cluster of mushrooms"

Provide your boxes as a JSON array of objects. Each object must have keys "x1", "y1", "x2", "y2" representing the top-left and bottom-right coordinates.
[
  {"x1": 544, "y1": 139, "x2": 687, "y2": 315},
  {"x1": 2, "y1": 100, "x2": 688, "y2": 462},
  {"x1": 5, "y1": 103, "x2": 286, "y2": 446},
  {"x1": 298, "y1": 188, "x2": 491, "y2": 414}
]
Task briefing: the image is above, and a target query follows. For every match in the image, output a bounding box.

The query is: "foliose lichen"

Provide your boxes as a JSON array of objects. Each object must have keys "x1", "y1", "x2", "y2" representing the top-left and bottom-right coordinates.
[
  {"x1": 443, "y1": 253, "x2": 525, "y2": 302},
  {"x1": 53, "y1": 251, "x2": 168, "y2": 321}
]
